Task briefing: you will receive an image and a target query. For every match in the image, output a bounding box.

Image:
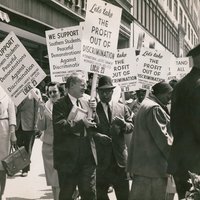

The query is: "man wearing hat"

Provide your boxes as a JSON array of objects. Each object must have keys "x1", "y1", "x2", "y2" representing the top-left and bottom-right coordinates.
[
  {"x1": 167, "y1": 43, "x2": 200, "y2": 199},
  {"x1": 127, "y1": 81, "x2": 173, "y2": 200},
  {"x1": 95, "y1": 75, "x2": 133, "y2": 200}
]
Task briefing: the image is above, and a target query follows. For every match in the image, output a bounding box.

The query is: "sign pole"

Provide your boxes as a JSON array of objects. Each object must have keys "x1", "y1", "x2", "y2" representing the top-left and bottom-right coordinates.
[{"x1": 88, "y1": 73, "x2": 98, "y2": 120}]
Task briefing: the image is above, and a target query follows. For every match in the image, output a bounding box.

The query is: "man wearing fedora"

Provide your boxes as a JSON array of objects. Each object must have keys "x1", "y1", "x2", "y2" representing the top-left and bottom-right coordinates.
[
  {"x1": 167, "y1": 43, "x2": 200, "y2": 199},
  {"x1": 95, "y1": 75, "x2": 134, "y2": 200}
]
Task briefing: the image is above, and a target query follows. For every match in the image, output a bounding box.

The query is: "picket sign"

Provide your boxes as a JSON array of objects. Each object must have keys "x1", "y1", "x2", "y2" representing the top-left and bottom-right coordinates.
[
  {"x1": 79, "y1": 0, "x2": 122, "y2": 119},
  {"x1": 0, "y1": 32, "x2": 46, "y2": 106},
  {"x1": 45, "y1": 25, "x2": 82, "y2": 83},
  {"x1": 87, "y1": 73, "x2": 98, "y2": 120}
]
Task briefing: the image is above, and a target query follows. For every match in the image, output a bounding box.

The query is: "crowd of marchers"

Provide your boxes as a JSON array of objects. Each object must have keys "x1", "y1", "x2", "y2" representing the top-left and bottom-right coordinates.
[{"x1": 1, "y1": 43, "x2": 200, "y2": 200}]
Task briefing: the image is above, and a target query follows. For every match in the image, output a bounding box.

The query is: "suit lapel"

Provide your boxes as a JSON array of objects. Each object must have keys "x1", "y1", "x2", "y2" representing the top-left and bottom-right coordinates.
[{"x1": 64, "y1": 95, "x2": 74, "y2": 117}]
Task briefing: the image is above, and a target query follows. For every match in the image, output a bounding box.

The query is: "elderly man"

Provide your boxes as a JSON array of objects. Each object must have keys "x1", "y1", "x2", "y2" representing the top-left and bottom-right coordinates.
[
  {"x1": 53, "y1": 72, "x2": 101, "y2": 200},
  {"x1": 168, "y1": 44, "x2": 200, "y2": 199},
  {"x1": 127, "y1": 81, "x2": 173, "y2": 200},
  {"x1": 95, "y1": 76, "x2": 134, "y2": 200}
]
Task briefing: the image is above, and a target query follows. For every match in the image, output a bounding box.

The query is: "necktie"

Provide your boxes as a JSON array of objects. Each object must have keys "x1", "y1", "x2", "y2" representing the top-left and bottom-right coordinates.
[
  {"x1": 107, "y1": 103, "x2": 112, "y2": 123},
  {"x1": 76, "y1": 99, "x2": 80, "y2": 107}
]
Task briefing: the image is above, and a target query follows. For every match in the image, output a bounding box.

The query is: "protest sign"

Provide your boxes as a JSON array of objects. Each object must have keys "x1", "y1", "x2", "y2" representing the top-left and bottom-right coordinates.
[
  {"x1": 0, "y1": 32, "x2": 46, "y2": 106},
  {"x1": 137, "y1": 48, "x2": 170, "y2": 90},
  {"x1": 112, "y1": 48, "x2": 137, "y2": 92},
  {"x1": 175, "y1": 57, "x2": 190, "y2": 79},
  {"x1": 46, "y1": 26, "x2": 82, "y2": 83},
  {"x1": 80, "y1": 0, "x2": 122, "y2": 76}
]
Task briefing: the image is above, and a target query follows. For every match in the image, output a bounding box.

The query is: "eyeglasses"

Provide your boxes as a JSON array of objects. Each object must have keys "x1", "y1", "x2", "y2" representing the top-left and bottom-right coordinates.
[{"x1": 49, "y1": 90, "x2": 58, "y2": 95}]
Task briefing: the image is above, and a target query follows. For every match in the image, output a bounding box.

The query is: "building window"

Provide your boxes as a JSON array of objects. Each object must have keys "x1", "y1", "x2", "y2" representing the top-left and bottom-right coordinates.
[
  {"x1": 142, "y1": 0, "x2": 146, "y2": 27},
  {"x1": 167, "y1": 0, "x2": 172, "y2": 11},
  {"x1": 191, "y1": 29, "x2": 193, "y2": 44},
  {"x1": 184, "y1": 16, "x2": 187, "y2": 33},
  {"x1": 174, "y1": 0, "x2": 178, "y2": 20},
  {"x1": 179, "y1": 8, "x2": 183, "y2": 25},
  {"x1": 188, "y1": 23, "x2": 190, "y2": 40},
  {"x1": 146, "y1": 1, "x2": 150, "y2": 30},
  {"x1": 134, "y1": 0, "x2": 178, "y2": 56}
]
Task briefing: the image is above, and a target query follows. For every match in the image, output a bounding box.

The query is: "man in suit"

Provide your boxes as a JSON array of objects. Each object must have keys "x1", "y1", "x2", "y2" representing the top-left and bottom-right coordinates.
[
  {"x1": 95, "y1": 76, "x2": 133, "y2": 200},
  {"x1": 167, "y1": 44, "x2": 200, "y2": 199},
  {"x1": 53, "y1": 72, "x2": 109, "y2": 200},
  {"x1": 127, "y1": 81, "x2": 173, "y2": 200},
  {"x1": 16, "y1": 87, "x2": 41, "y2": 177}
]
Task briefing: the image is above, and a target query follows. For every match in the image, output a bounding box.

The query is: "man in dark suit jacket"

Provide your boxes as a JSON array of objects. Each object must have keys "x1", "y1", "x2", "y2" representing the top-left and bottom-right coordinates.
[
  {"x1": 167, "y1": 44, "x2": 200, "y2": 199},
  {"x1": 95, "y1": 76, "x2": 134, "y2": 200},
  {"x1": 53, "y1": 72, "x2": 100, "y2": 200}
]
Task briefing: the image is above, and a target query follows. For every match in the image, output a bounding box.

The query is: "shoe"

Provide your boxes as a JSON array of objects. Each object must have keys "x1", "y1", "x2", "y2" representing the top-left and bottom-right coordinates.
[{"x1": 21, "y1": 172, "x2": 28, "y2": 177}]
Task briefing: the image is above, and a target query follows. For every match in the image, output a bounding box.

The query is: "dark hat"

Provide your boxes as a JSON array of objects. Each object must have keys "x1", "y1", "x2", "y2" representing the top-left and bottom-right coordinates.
[
  {"x1": 97, "y1": 76, "x2": 115, "y2": 90},
  {"x1": 152, "y1": 81, "x2": 173, "y2": 95},
  {"x1": 187, "y1": 43, "x2": 200, "y2": 57}
]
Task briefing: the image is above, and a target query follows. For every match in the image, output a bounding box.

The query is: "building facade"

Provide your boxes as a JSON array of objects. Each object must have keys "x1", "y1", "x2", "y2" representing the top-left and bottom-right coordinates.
[
  {"x1": 132, "y1": 0, "x2": 200, "y2": 57},
  {"x1": 0, "y1": 0, "x2": 133, "y2": 74}
]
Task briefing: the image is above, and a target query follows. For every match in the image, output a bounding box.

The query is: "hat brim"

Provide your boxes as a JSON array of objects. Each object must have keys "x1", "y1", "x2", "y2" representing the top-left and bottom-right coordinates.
[{"x1": 97, "y1": 85, "x2": 116, "y2": 90}]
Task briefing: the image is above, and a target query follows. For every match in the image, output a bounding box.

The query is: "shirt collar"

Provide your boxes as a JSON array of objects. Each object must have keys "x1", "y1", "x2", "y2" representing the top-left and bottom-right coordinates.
[
  {"x1": 68, "y1": 93, "x2": 78, "y2": 106},
  {"x1": 101, "y1": 101, "x2": 112, "y2": 108},
  {"x1": 148, "y1": 93, "x2": 166, "y2": 108}
]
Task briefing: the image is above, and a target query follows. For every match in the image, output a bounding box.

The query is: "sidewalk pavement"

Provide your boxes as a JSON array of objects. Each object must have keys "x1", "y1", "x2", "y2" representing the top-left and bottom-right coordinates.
[
  {"x1": 4, "y1": 139, "x2": 53, "y2": 200},
  {"x1": 3, "y1": 138, "x2": 178, "y2": 200},
  {"x1": 3, "y1": 139, "x2": 116, "y2": 200}
]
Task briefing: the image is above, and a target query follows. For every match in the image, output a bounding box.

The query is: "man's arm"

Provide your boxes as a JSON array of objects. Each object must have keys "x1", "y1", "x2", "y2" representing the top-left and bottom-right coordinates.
[
  {"x1": 52, "y1": 101, "x2": 85, "y2": 135},
  {"x1": 146, "y1": 106, "x2": 171, "y2": 160}
]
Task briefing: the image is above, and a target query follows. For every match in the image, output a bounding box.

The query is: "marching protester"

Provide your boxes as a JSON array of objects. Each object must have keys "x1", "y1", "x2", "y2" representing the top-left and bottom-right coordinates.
[
  {"x1": 130, "y1": 89, "x2": 146, "y2": 116},
  {"x1": 127, "y1": 81, "x2": 173, "y2": 200},
  {"x1": 52, "y1": 72, "x2": 110, "y2": 200},
  {"x1": 167, "y1": 44, "x2": 200, "y2": 199},
  {"x1": 95, "y1": 75, "x2": 134, "y2": 200},
  {"x1": 37, "y1": 82, "x2": 65, "y2": 200},
  {"x1": 16, "y1": 87, "x2": 41, "y2": 177},
  {"x1": 0, "y1": 88, "x2": 16, "y2": 200}
]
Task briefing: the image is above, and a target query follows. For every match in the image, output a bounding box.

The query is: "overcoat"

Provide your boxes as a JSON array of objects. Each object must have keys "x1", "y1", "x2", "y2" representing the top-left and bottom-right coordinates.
[
  {"x1": 127, "y1": 94, "x2": 172, "y2": 177},
  {"x1": 168, "y1": 67, "x2": 200, "y2": 175}
]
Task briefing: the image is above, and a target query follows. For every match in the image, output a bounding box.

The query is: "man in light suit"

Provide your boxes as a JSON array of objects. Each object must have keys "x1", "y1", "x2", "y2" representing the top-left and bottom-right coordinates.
[
  {"x1": 53, "y1": 72, "x2": 109, "y2": 200},
  {"x1": 127, "y1": 81, "x2": 173, "y2": 200},
  {"x1": 16, "y1": 88, "x2": 41, "y2": 177},
  {"x1": 167, "y1": 44, "x2": 200, "y2": 199},
  {"x1": 95, "y1": 76, "x2": 133, "y2": 200}
]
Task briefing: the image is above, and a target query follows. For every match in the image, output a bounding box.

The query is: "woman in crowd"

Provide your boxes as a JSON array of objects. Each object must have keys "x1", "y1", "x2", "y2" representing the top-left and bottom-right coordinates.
[
  {"x1": 0, "y1": 87, "x2": 16, "y2": 200},
  {"x1": 37, "y1": 82, "x2": 64, "y2": 200}
]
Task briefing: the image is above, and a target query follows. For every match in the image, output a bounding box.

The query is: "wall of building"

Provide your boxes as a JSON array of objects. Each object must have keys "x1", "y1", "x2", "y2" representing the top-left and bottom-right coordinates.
[
  {"x1": 132, "y1": 0, "x2": 200, "y2": 57},
  {"x1": 0, "y1": 0, "x2": 133, "y2": 75}
]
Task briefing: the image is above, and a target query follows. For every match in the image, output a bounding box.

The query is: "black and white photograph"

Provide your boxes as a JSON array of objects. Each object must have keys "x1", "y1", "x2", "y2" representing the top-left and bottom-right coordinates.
[{"x1": 0, "y1": 0, "x2": 200, "y2": 199}]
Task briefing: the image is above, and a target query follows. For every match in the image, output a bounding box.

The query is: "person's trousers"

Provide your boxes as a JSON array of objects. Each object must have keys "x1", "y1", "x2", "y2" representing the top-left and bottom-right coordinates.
[
  {"x1": 173, "y1": 174, "x2": 191, "y2": 199},
  {"x1": 96, "y1": 164, "x2": 129, "y2": 200},
  {"x1": 57, "y1": 165, "x2": 96, "y2": 200},
  {"x1": 0, "y1": 170, "x2": 6, "y2": 197},
  {"x1": 16, "y1": 130, "x2": 35, "y2": 172},
  {"x1": 129, "y1": 175, "x2": 168, "y2": 200}
]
